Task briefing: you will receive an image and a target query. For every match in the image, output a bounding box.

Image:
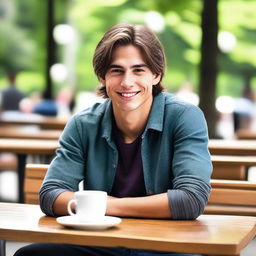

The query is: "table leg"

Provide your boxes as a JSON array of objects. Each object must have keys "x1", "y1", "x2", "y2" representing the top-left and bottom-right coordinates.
[
  {"x1": 17, "y1": 154, "x2": 27, "y2": 203},
  {"x1": 0, "y1": 240, "x2": 6, "y2": 256}
]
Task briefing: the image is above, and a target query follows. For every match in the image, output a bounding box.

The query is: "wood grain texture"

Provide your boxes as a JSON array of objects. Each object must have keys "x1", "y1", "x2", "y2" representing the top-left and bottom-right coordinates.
[{"x1": 0, "y1": 203, "x2": 255, "y2": 255}]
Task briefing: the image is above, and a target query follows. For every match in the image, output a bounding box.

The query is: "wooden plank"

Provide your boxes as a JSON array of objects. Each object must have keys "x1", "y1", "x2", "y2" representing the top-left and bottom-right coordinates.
[
  {"x1": 24, "y1": 164, "x2": 48, "y2": 204},
  {"x1": 0, "y1": 126, "x2": 62, "y2": 140},
  {"x1": 211, "y1": 155, "x2": 256, "y2": 165},
  {"x1": 25, "y1": 194, "x2": 39, "y2": 205},
  {"x1": 209, "y1": 139, "x2": 256, "y2": 155},
  {"x1": 211, "y1": 179, "x2": 256, "y2": 190},
  {"x1": 204, "y1": 205, "x2": 256, "y2": 216},
  {"x1": 211, "y1": 155, "x2": 256, "y2": 180},
  {"x1": 24, "y1": 178, "x2": 43, "y2": 194},
  {"x1": 0, "y1": 139, "x2": 59, "y2": 155},
  {"x1": 236, "y1": 129, "x2": 256, "y2": 140},
  {"x1": 212, "y1": 165, "x2": 246, "y2": 180}
]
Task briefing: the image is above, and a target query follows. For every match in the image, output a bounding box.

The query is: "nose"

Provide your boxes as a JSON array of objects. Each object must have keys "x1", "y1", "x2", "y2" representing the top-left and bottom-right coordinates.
[{"x1": 120, "y1": 72, "x2": 134, "y2": 88}]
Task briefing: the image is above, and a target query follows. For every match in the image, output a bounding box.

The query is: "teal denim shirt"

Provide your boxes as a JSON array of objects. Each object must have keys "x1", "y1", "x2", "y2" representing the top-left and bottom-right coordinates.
[{"x1": 40, "y1": 92, "x2": 212, "y2": 219}]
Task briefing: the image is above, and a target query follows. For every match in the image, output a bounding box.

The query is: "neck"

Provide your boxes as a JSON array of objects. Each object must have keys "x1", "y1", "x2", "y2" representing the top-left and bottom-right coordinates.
[{"x1": 113, "y1": 100, "x2": 153, "y2": 143}]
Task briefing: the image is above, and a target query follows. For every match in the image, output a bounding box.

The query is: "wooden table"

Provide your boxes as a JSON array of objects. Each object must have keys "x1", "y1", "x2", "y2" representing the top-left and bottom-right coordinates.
[
  {"x1": 0, "y1": 112, "x2": 68, "y2": 130},
  {"x1": 0, "y1": 203, "x2": 255, "y2": 256},
  {"x1": 209, "y1": 139, "x2": 256, "y2": 155},
  {"x1": 0, "y1": 126, "x2": 62, "y2": 140},
  {"x1": 0, "y1": 139, "x2": 59, "y2": 202},
  {"x1": 236, "y1": 129, "x2": 256, "y2": 140}
]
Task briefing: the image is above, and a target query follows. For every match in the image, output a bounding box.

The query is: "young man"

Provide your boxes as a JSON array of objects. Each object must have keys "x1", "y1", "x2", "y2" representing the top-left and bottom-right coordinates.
[{"x1": 14, "y1": 23, "x2": 212, "y2": 256}]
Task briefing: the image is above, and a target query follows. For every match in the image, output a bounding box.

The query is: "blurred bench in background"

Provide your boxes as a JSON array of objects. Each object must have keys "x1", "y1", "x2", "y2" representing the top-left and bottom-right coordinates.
[
  {"x1": 205, "y1": 179, "x2": 256, "y2": 216},
  {"x1": 24, "y1": 164, "x2": 48, "y2": 204},
  {"x1": 211, "y1": 155, "x2": 256, "y2": 180},
  {"x1": 235, "y1": 129, "x2": 256, "y2": 140}
]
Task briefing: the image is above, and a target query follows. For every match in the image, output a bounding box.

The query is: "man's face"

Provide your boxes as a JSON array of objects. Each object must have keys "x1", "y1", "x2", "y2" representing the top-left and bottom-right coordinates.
[{"x1": 101, "y1": 45, "x2": 160, "y2": 114}]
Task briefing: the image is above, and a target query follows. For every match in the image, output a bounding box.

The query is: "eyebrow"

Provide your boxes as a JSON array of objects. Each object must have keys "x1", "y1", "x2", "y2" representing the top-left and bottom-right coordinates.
[{"x1": 109, "y1": 64, "x2": 148, "y2": 69}]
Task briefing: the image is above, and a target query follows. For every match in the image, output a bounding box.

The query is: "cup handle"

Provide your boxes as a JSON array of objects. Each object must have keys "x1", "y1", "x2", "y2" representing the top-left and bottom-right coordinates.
[{"x1": 67, "y1": 199, "x2": 76, "y2": 216}]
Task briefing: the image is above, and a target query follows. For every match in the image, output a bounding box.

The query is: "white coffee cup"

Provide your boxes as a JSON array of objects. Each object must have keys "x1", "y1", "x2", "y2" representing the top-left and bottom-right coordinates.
[{"x1": 67, "y1": 190, "x2": 107, "y2": 222}]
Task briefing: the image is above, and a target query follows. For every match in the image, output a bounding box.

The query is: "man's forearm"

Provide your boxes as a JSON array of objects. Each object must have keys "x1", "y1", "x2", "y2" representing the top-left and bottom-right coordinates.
[
  {"x1": 52, "y1": 192, "x2": 172, "y2": 219},
  {"x1": 106, "y1": 193, "x2": 172, "y2": 218},
  {"x1": 53, "y1": 191, "x2": 75, "y2": 216}
]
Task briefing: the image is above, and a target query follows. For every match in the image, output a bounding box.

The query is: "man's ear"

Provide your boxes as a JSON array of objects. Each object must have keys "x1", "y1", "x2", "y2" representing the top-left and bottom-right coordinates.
[
  {"x1": 99, "y1": 77, "x2": 106, "y2": 86},
  {"x1": 153, "y1": 74, "x2": 161, "y2": 85}
]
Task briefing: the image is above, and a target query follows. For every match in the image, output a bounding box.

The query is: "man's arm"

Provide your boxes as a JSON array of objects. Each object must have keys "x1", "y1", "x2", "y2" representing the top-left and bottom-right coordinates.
[
  {"x1": 107, "y1": 193, "x2": 171, "y2": 218},
  {"x1": 53, "y1": 191, "x2": 74, "y2": 216},
  {"x1": 53, "y1": 192, "x2": 172, "y2": 218}
]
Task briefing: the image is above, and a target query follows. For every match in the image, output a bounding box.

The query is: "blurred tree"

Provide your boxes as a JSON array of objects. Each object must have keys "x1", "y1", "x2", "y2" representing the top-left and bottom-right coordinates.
[
  {"x1": 0, "y1": 0, "x2": 35, "y2": 75},
  {"x1": 198, "y1": 0, "x2": 219, "y2": 138},
  {"x1": 218, "y1": 1, "x2": 256, "y2": 96},
  {"x1": 0, "y1": 0, "x2": 45, "y2": 93},
  {"x1": 0, "y1": 0, "x2": 255, "y2": 129},
  {"x1": 45, "y1": 0, "x2": 55, "y2": 99}
]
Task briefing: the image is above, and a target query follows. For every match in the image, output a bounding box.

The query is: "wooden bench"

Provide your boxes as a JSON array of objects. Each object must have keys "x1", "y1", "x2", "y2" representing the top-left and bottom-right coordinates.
[
  {"x1": 209, "y1": 139, "x2": 256, "y2": 155},
  {"x1": 24, "y1": 164, "x2": 48, "y2": 204},
  {"x1": 24, "y1": 164, "x2": 256, "y2": 217},
  {"x1": 205, "y1": 179, "x2": 256, "y2": 216},
  {"x1": 235, "y1": 129, "x2": 256, "y2": 140},
  {"x1": 211, "y1": 155, "x2": 256, "y2": 180}
]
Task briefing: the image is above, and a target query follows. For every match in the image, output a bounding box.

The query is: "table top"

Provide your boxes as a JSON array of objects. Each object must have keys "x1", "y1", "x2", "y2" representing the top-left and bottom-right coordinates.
[
  {"x1": 0, "y1": 203, "x2": 255, "y2": 255},
  {"x1": 209, "y1": 139, "x2": 256, "y2": 155},
  {"x1": 0, "y1": 126, "x2": 62, "y2": 140},
  {"x1": 0, "y1": 112, "x2": 68, "y2": 129},
  {"x1": 0, "y1": 138, "x2": 59, "y2": 154}
]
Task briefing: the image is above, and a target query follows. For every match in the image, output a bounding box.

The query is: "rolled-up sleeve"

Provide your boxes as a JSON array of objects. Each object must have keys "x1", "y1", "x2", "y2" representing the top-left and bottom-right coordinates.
[
  {"x1": 168, "y1": 104, "x2": 212, "y2": 219},
  {"x1": 168, "y1": 177, "x2": 211, "y2": 219}
]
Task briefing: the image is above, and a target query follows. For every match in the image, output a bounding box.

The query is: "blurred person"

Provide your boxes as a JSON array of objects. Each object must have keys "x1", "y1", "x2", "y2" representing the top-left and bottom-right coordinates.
[
  {"x1": 56, "y1": 86, "x2": 75, "y2": 111},
  {"x1": 233, "y1": 86, "x2": 255, "y2": 132},
  {"x1": 32, "y1": 90, "x2": 58, "y2": 117},
  {"x1": 56, "y1": 86, "x2": 76, "y2": 117},
  {"x1": 0, "y1": 73, "x2": 24, "y2": 178},
  {"x1": 0, "y1": 72, "x2": 25, "y2": 111},
  {"x1": 19, "y1": 92, "x2": 42, "y2": 113},
  {"x1": 14, "y1": 23, "x2": 211, "y2": 256}
]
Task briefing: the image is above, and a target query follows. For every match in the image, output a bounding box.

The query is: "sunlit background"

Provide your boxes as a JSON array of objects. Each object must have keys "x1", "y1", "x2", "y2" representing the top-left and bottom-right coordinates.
[
  {"x1": 0, "y1": 2, "x2": 256, "y2": 254},
  {"x1": 0, "y1": 0, "x2": 256, "y2": 139}
]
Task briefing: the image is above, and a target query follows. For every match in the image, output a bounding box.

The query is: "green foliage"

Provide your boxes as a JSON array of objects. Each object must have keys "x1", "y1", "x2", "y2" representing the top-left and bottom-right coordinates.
[
  {"x1": 0, "y1": 21, "x2": 35, "y2": 74},
  {"x1": 0, "y1": 0, "x2": 46, "y2": 88},
  {"x1": 17, "y1": 71, "x2": 44, "y2": 94},
  {"x1": 0, "y1": 0, "x2": 255, "y2": 98}
]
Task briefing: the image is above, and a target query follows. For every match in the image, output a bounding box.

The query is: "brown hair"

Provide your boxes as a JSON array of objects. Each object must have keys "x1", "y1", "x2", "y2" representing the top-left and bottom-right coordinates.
[{"x1": 93, "y1": 23, "x2": 166, "y2": 98}]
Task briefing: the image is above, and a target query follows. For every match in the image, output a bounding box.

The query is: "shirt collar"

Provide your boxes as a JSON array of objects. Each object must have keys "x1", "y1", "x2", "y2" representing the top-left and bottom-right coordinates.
[
  {"x1": 101, "y1": 92, "x2": 166, "y2": 140},
  {"x1": 145, "y1": 92, "x2": 165, "y2": 132}
]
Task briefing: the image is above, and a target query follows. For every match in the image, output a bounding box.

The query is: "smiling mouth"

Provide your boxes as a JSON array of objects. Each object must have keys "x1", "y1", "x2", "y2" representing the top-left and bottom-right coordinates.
[{"x1": 117, "y1": 91, "x2": 140, "y2": 98}]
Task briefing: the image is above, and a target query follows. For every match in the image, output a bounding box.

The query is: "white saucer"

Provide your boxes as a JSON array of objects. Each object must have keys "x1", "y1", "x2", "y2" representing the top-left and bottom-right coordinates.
[{"x1": 56, "y1": 216, "x2": 122, "y2": 230}]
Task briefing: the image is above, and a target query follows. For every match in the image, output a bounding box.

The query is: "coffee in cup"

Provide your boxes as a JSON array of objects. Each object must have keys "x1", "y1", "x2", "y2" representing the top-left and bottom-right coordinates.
[{"x1": 67, "y1": 190, "x2": 107, "y2": 222}]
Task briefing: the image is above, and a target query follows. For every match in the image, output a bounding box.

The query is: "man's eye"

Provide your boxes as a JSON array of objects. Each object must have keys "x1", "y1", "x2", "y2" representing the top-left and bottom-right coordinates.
[
  {"x1": 111, "y1": 69, "x2": 122, "y2": 73},
  {"x1": 134, "y1": 68, "x2": 145, "y2": 73}
]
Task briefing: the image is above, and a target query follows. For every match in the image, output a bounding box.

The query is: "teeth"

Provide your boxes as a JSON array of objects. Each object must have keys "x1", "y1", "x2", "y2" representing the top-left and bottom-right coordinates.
[{"x1": 121, "y1": 92, "x2": 137, "y2": 97}]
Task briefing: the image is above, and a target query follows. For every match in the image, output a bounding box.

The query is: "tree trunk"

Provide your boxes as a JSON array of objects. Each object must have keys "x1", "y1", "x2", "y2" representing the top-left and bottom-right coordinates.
[
  {"x1": 199, "y1": 0, "x2": 219, "y2": 138},
  {"x1": 45, "y1": 0, "x2": 56, "y2": 99}
]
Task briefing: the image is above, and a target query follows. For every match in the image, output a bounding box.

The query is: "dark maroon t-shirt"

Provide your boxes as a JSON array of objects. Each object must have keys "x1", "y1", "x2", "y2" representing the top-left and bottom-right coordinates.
[{"x1": 110, "y1": 123, "x2": 147, "y2": 198}]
